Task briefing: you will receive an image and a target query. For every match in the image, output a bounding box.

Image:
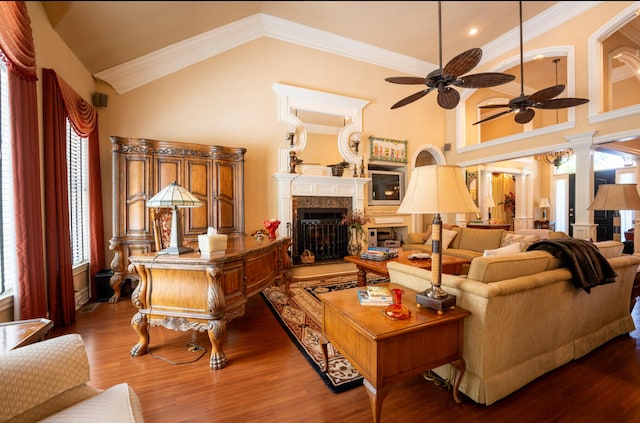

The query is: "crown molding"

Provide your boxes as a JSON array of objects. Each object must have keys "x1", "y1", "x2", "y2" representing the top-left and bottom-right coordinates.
[{"x1": 94, "y1": 1, "x2": 599, "y2": 94}]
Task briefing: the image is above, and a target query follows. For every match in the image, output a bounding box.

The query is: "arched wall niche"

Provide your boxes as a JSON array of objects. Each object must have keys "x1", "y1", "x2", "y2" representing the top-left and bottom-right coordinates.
[{"x1": 272, "y1": 83, "x2": 369, "y2": 173}]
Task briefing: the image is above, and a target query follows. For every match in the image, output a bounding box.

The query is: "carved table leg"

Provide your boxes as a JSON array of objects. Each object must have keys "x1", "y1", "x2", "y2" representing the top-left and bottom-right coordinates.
[
  {"x1": 363, "y1": 379, "x2": 392, "y2": 423},
  {"x1": 130, "y1": 312, "x2": 149, "y2": 357},
  {"x1": 356, "y1": 267, "x2": 367, "y2": 287},
  {"x1": 450, "y1": 358, "x2": 466, "y2": 404},
  {"x1": 207, "y1": 319, "x2": 227, "y2": 369}
]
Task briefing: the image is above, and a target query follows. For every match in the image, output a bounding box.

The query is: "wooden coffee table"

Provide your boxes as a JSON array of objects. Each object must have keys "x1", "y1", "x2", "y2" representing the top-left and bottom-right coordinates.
[
  {"x1": 0, "y1": 318, "x2": 53, "y2": 354},
  {"x1": 345, "y1": 251, "x2": 471, "y2": 286},
  {"x1": 319, "y1": 283, "x2": 470, "y2": 422}
]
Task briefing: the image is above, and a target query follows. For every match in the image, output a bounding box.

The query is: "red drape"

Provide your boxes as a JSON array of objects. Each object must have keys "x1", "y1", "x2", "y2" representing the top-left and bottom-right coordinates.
[
  {"x1": 42, "y1": 69, "x2": 105, "y2": 325},
  {"x1": 0, "y1": 1, "x2": 47, "y2": 319}
]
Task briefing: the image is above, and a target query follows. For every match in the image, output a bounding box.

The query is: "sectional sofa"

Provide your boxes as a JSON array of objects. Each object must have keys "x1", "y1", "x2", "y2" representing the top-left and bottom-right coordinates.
[{"x1": 387, "y1": 240, "x2": 640, "y2": 405}]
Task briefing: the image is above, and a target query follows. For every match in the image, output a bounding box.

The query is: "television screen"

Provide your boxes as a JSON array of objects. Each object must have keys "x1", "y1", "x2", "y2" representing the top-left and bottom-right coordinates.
[{"x1": 368, "y1": 170, "x2": 404, "y2": 206}]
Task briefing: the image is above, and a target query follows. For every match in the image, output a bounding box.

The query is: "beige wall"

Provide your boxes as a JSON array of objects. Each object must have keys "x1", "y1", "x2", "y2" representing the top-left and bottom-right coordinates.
[{"x1": 8, "y1": 1, "x2": 638, "y2": 317}]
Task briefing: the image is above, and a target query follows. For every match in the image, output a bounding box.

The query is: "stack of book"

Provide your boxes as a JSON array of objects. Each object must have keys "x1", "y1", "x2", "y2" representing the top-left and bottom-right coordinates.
[
  {"x1": 357, "y1": 285, "x2": 394, "y2": 306},
  {"x1": 359, "y1": 246, "x2": 399, "y2": 261}
]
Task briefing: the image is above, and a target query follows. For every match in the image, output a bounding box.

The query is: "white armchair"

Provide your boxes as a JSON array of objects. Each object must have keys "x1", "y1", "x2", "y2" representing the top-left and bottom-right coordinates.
[{"x1": 0, "y1": 333, "x2": 144, "y2": 422}]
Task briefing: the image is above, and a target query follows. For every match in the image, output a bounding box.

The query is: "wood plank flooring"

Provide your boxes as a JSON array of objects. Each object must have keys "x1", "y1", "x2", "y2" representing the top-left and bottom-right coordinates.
[{"x1": 51, "y1": 293, "x2": 640, "y2": 422}]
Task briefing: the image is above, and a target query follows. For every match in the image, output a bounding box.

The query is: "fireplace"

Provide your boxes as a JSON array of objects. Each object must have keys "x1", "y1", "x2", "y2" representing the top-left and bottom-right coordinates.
[{"x1": 273, "y1": 172, "x2": 370, "y2": 265}]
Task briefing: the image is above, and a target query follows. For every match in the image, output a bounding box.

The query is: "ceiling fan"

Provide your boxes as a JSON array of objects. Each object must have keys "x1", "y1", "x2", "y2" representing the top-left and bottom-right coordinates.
[
  {"x1": 385, "y1": 1, "x2": 515, "y2": 110},
  {"x1": 473, "y1": 1, "x2": 589, "y2": 126}
]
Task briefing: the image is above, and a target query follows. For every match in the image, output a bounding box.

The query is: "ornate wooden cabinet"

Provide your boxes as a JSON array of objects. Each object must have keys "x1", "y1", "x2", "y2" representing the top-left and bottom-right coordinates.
[{"x1": 109, "y1": 136, "x2": 246, "y2": 302}]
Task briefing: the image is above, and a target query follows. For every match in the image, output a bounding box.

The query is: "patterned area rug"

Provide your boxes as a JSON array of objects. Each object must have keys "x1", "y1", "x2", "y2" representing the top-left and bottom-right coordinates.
[{"x1": 260, "y1": 274, "x2": 388, "y2": 393}]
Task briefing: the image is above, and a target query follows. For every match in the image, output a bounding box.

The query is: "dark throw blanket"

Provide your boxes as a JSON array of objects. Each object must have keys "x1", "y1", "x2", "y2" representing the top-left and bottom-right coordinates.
[{"x1": 526, "y1": 238, "x2": 617, "y2": 293}]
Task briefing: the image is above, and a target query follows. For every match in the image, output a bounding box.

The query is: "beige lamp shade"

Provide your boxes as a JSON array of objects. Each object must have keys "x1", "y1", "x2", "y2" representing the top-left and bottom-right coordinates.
[
  {"x1": 539, "y1": 198, "x2": 551, "y2": 208},
  {"x1": 146, "y1": 181, "x2": 203, "y2": 208},
  {"x1": 398, "y1": 165, "x2": 479, "y2": 215},
  {"x1": 587, "y1": 184, "x2": 640, "y2": 211}
]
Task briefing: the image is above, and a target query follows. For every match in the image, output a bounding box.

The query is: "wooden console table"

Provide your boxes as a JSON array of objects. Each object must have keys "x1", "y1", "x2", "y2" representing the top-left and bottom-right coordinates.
[
  {"x1": 319, "y1": 284, "x2": 469, "y2": 422},
  {"x1": 467, "y1": 223, "x2": 512, "y2": 230},
  {"x1": 345, "y1": 251, "x2": 471, "y2": 286},
  {"x1": 127, "y1": 235, "x2": 291, "y2": 369}
]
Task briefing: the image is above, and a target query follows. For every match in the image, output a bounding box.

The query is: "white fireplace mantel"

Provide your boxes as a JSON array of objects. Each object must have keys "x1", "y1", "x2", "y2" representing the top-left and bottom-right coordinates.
[{"x1": 274, "y1": 172, "x2": 370, "y2": 237}]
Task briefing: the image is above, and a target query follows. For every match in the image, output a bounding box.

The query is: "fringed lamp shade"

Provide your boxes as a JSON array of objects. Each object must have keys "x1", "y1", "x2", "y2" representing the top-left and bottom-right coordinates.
[
  {"x1": 398, "y1": 165, "x2": 478, "y2": 312},
  {"x1": 147, "y1": 181, "x2": 202, "y2": 254}
]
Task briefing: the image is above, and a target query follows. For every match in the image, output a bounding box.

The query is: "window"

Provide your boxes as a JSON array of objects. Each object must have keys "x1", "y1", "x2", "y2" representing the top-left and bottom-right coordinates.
[
  {"x1": 66, "y1": 121, "x2": 89, "y2": 266},
  {"x1": 0, "y1": 62, "x2": 17, "y2": 296}
]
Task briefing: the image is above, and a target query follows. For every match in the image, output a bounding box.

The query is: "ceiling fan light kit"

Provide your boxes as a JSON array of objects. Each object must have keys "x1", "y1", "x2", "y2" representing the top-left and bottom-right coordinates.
[
  {"x1": 473, "y1": 1, "x2": 589, "y2": 126},
  {"x1": 385, "y1": 1, "x2": 515, "y2": 111}
]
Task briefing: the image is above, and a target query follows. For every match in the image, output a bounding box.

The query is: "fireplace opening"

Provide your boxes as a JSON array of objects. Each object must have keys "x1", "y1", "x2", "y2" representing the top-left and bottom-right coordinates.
[{"x1": 294, "y1": 207, "x2": 349, "y2": 265}]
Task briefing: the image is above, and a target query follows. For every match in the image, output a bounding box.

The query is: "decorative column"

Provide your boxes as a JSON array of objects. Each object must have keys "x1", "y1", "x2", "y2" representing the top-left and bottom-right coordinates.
[{"x1": 568, "y1": 132, "x2": 597, "y2": 240}]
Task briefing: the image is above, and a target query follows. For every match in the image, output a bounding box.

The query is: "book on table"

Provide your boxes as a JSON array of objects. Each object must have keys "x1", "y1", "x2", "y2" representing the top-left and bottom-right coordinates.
[
  {"x1": 367, "y1": 285, "x2": 392, "y2": 298},
  {"x1": 357, "y1": 289, "x2": 394, "y2": 306}
]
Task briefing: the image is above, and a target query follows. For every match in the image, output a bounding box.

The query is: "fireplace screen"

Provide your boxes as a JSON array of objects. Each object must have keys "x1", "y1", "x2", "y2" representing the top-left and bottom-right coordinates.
[{"x1": 294, "y1": 208, "x2": 348, "y2": 264}]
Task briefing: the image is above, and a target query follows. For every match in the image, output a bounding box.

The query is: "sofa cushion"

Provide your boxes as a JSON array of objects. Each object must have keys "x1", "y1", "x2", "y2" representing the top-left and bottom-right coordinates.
[
  {"x1": 467, "y1": 251, "x2": 552, "y2": 283},
  {"x1": 39, "y1": 383, "x2": 145, "y2": 423},
  {"x1": 594, "y1": 240, "x2": 624, "y2": 259},
  {"x1": 502, "y1": 233, "x2": 538, "y2": 251},
  {"x1": 483, "y1": 242, "x2": 522, "y2": 257},
  {"x1": 407, "y1": 232, "x2": 430, "y2": 244},
  {"x1": 453, "y1": 227, "x2": 504, "y2": 252},
  {"x1": 426, "y1": 228, "x2": 458, "y2": 249},
  {"x1": 515, "y1": 228, "x2": 551, "y2": 240}
]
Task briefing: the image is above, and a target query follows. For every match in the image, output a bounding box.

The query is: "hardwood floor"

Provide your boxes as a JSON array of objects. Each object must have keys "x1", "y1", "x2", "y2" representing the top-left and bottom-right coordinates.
[{"x1": 51, "y1": 293, "x2": 640, "y2": 422}]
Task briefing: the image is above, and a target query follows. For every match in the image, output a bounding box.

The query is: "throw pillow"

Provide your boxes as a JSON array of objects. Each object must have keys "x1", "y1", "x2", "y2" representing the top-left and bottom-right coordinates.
[
  {"x1": 483, "y1": 242, "x2": 522, "y2": 257},
  {"x1": 501, "y1": 233, "x2": 537, "y2": 251},
  {"x1": 425, "y1": 228, "x2": 458, "y2": 249}
]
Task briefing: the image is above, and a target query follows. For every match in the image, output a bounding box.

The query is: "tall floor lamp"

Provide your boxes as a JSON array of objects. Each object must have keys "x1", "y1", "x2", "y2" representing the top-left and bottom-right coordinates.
[
  {"x1": 398, "y1": 165, "x2": 479, "y2": 312},
  {"x1": 146, "y1": 181, "x2": 203, "y2": 254},
  {"x1": 587, "y1": 184, "x2": 640, "y2": 242}
]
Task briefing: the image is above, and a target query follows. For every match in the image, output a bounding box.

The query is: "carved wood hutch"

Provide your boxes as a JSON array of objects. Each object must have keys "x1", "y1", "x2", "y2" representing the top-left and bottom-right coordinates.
[{"x1": 109, "y1": 136, "x2": 246, "y2": 302}]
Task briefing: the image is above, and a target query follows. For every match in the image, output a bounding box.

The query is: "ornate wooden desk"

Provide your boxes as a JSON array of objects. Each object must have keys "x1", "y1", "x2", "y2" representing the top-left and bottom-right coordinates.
[{"x1": 127, "y1": 235, "x2": 291, "y2": 369}]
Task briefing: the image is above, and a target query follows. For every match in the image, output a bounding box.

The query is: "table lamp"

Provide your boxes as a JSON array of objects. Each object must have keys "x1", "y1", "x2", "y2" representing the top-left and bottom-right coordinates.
[
  {"x1": 398, "y1": 165, "x2": 479, "y2": 312},
  {"x1": 484, "y1": 195, "x2": 496, "y2": 222},
  {"x1": 587, "y1": 184, "x2": 640, "y2": 242},
  {"x1": 539, "y1": 197, "x2": 551, "y2": 221},
  {"x1": 146, "y1": 181, "x2": 203, "y2": 254}
]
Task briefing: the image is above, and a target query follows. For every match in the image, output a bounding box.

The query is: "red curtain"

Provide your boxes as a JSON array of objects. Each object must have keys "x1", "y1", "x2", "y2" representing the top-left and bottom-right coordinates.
[
  {"x1": 0, "y1": 1, "x2": 47, "y2": 319},
  {"x1": 42, "y1": 69, "x2": 105, "y2": 326}
]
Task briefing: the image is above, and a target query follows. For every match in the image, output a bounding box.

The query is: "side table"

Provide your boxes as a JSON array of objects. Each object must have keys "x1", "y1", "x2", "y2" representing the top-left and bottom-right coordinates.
[
  {"x1": 0, "y1": 318, "x2": 54, "y2": 354},
  {"x1": 319, "y1": 284, "x2": 470, "y2": 422}
]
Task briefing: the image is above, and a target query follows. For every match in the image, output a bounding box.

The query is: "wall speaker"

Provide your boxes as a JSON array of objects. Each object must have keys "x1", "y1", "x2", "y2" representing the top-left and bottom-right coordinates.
[
  {"x1": 368, "y1": 228, "x2": 378, "y2": 247},
  {"x1": 92, "y1": 92, "x2": 108, "y2": 108}
]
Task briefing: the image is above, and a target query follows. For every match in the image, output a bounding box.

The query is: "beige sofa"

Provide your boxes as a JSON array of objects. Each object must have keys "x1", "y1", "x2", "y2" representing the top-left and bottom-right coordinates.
[
  {"x1": 387, "y1": 240, "x2": 640, "y2": 405},
  {"x1": 0, "y1": 334, "x2": 144, "y2": 422},
  {"x1": 403, "y1": 226, "x2": 567, "y2": 273}
]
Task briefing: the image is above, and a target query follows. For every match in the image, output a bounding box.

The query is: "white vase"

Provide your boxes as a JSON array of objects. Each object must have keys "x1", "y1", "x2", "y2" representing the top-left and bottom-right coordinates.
[{"x1": 347, "y1": 227, "x2": 361, "y2": 256}]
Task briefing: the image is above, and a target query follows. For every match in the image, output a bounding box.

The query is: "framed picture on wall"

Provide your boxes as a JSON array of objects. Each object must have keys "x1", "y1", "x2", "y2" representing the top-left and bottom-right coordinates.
[{"x1": 369, "y1": 136, "x2": 408, "y2": 163}]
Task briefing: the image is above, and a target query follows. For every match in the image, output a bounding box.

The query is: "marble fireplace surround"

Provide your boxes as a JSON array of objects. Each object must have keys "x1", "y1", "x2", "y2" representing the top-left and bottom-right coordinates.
[{"x1": 273, "y1": 173, "x2": 370, "y2": 239}]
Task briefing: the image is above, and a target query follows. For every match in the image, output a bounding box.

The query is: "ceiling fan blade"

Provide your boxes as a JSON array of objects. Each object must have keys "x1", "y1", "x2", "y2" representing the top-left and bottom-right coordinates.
[
  {"x1": 479, "y1": 103, "x2": 511, "y2": 109},
  {"x1": 390, "y1": 89, "x2": 432, "y2": 109},
  {"x1": 458, "y1": 72, "x2": 515, "y2": 88},
  {"x1": 529, "y1": 84, "x2": 566, "y2": 103},
  {"x1": 515, "y1": 108, "x2": 535, "y2": 124},
  {"x1": 385, "y1": 76, "x2": 428, "y2": 85},
  {"x1": 437, "y1": 87, "x2": 460, "y2": 109},
  {"x1": 534, "y1": 97, "x2": 590, "y2": 109},
  {"x1": 472, "y1": 110, "x2": 512, "y2": 125},
  {"x1": 443, "y1": 48, "x2": 482, "y2": 78}
]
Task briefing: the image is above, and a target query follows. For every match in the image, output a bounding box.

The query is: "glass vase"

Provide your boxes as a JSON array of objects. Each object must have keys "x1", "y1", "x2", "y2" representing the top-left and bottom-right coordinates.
[{"x1": 384, "y1": 288, "x2": 411, "y2": 320}]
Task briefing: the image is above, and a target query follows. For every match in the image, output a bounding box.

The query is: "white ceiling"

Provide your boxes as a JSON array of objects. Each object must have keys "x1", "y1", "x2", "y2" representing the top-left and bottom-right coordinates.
[{"x1": 41, "y1": 1, "x2": 640, "y2": 157}]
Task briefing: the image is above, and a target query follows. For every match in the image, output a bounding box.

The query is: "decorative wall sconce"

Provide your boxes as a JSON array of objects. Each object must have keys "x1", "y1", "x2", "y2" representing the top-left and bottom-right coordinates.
[
  {"x1": 538, "y1": 149, "x2": 574, "y2": 167},
  {"x1": 349, "y1": 134, "x2": 361, "y2": 153},
  {"x1": 286, "y1": 131, "x2": 295, "y2": 147}
]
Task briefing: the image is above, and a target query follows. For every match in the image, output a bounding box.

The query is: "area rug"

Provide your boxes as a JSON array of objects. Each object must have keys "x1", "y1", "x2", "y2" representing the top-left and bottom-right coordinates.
[{"x1": 260, "y1": 274, "x2": 388, "y2": 393}]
